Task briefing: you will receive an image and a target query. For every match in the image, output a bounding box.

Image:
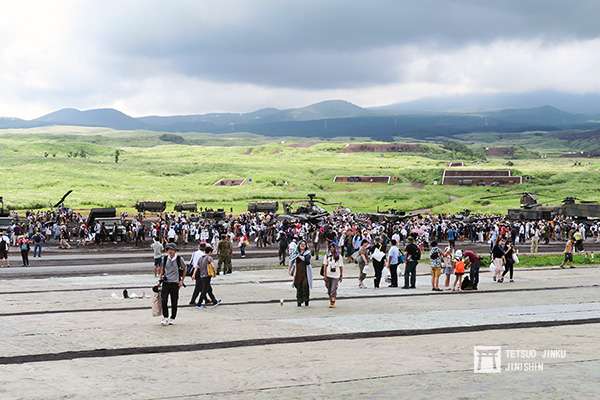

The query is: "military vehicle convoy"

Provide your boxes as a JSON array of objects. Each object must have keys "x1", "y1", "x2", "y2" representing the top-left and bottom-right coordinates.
[{"x1": 507, "y1": 193, "x2": 600, "y2": 220}]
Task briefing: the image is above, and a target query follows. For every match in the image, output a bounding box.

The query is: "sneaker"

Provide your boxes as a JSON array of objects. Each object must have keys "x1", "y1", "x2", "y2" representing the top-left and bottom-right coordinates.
[
  {"x1": 160, "y1": 318, "x2": 169, "y2": 326},
  {"x1": 570, "y1": 266, "x2": 576, "y2": 269},
  {"x1": 168, "y1": 319, "x2": 175, "y2": 325},
  {"x1": 509, "y1": 279, "x2": 514, "y2": 283},
  {"x1": 212, "y1": 299, "x2": 222, "y2": 306},
  {"x1": 196, "y1": 304, "x2": 205, "y2": 310}
]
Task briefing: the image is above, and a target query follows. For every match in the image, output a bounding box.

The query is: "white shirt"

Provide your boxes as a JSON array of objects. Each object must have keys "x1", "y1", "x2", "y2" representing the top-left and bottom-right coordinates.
[{"x1": 190, "y1": 249, "x2": 205, "y2": 268}]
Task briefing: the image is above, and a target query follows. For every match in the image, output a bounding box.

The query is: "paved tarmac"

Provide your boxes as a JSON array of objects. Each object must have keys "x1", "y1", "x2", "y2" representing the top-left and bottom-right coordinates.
[{"x1": 1, "y1": 261, "x2": 599, "y2": 399}]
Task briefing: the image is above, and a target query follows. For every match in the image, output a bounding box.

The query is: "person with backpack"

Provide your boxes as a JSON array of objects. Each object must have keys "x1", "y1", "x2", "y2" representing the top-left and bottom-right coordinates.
[
  {"x1": 158, "y1": 243, "x2": 186, "y2": 326},
  {"x1": 429, "y1": 241, "x2": 442, "y2": 291},
  {"x1": 17, "y1": 236, "x2": 31, "y2": 267},
  {"x1": 192, "y1": 245, "x2": 221, "y2": 308},
  {"x1": 403, "y1": 236, "x2": 420, "y2": 289},
  {"x1": 31, "y1": 230, "x2": 45, "y2": 258}
]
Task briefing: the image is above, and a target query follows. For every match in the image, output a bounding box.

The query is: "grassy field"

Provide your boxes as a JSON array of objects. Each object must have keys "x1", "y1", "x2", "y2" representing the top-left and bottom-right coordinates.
[{"x1": 1, "y1": 126, "x2": 600, "y2": 214}]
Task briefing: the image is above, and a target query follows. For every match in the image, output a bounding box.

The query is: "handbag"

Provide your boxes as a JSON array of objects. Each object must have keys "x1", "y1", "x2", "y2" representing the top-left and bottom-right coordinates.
[
  {"x1": 207, "y1": 261, "x2": 217, "y2": 278},
  {"x1": 512, "y1": 253, "x2": 520, "y2": 264},
  {"x1": 151, "y1": 291, "x2": 162, "y2": 317}
]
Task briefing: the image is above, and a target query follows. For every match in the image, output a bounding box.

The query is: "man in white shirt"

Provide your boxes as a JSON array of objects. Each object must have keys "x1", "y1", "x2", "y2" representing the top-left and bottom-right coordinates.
[{"x1": 188, "y1": 243, "x2": 206, "y2": 305}]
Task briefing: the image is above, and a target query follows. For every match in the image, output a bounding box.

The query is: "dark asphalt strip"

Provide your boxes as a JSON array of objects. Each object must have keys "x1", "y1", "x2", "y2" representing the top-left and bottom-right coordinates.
[
  {"x1": 1, "y1": 284, "x2": 598, "y2": 317},
  {"x1": 2, "y1": 317, "x2": 600, "y2": 365}
]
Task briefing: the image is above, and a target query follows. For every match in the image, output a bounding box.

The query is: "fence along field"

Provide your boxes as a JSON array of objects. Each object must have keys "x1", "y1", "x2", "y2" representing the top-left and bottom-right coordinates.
[{"x1": 1, "y1": 127, "x2": 600, "y2": 215}]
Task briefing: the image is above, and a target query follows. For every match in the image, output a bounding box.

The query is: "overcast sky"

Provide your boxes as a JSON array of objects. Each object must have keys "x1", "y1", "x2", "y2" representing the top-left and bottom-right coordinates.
[{"x1": 1, "y1": 0, "x2": 600, "y2": 118}]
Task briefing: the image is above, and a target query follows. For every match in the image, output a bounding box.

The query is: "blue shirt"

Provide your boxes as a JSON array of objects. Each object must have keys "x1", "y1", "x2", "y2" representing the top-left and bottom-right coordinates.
[{"x1": 387, "y1": 246, "x2": 400, "y2": 264}]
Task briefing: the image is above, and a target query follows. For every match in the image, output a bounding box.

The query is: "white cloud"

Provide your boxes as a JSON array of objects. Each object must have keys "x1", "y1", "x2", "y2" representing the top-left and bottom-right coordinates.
[{"x1": 0, "y1": 1, "x2": 599, "y2": 118}]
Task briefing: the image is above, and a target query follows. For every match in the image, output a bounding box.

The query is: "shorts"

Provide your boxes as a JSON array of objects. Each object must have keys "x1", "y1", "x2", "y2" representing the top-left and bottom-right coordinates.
[
  {"x1": 0, "y1": 250, "x2": 7, "y2": 260},
  {"x1": 431, "y1": 266, "x2": 442, "y2": 279},
  {"x1": 455, "y1": 272, "x2": 464, "y2": 277},
  {"x1": 444, "y1": 265, "x2": 453, "y2": 276},
  {"x1": 564, "y1": 253, "x2": 573, "y2": 262},
  {"x1": 154, "y1": 257, "x2": 162, "y2": 267}
]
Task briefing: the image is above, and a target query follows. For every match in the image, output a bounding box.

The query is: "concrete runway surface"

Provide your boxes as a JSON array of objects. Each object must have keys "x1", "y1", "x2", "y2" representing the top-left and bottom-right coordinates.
[{"x1": 1, "y1": 254, "x2": 599, "y2": 399}]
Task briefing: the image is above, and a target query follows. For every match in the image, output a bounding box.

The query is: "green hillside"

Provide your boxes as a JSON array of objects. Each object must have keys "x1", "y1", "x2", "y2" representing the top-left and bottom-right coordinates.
[{"x1": 1, "y1": 126, "x2": 599, "y2": 214}]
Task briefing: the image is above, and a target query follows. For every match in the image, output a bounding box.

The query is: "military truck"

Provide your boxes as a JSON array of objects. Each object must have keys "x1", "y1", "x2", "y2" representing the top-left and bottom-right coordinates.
[
  {"x1": 135, "y1": 201, "x2": 166, "y2": 213},
  {"x1": 247, "y1": 201, "x2": 279, "y2": 213},
  {"x1": 175, "y1": 202, "x2": 198, "y2": 212}
]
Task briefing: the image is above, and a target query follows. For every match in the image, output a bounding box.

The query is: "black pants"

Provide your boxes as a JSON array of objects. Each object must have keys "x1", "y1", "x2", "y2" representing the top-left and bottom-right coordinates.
[
  {"x1": 199, "y1": 277, "x2": 217, "y2": 305},
  {"x1": 21, "y1": 250, "x2": 29, "y2": 267},
  {"x1": 190, "y1": 278, "x2": 202, "y2": 304},
  {"x1": 469, "y1": 261, "x2": 480, "y2": 289},
  {"x1": 373, "y1": 260, "x2": 384, "y2": 288},
  {"x1": 278, "y1": 246, "x2": 286, "y2": 265},
  {"x1": 389, "y1": 263, "x2": 399, "y2": 287},
  {"x1": 502, "y1": 261, "x2": 514, "y2": 280},
  {"x1": 161, "y1": 282, "x2": 180, "y2": 319},
  {"x1": 404, "y1": 261, "x2": 417, "y2": 288}
]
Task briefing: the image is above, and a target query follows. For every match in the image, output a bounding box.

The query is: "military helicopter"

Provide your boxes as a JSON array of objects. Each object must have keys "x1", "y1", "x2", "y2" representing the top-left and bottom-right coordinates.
[{"x1": 277, "y1": 193, "x2": 340, "y2": 223}]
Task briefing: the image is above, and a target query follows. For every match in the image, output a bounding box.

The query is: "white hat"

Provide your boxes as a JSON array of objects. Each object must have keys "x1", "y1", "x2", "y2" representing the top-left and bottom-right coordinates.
[{"x1": 454, "y1": 250, "x2": 463, "y2": 259}]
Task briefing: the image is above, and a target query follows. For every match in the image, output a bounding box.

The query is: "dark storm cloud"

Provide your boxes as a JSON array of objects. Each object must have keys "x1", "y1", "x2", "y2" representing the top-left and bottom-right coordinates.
[{"x1": 77, "y1": 0, "x2": 600, "y2": 89}]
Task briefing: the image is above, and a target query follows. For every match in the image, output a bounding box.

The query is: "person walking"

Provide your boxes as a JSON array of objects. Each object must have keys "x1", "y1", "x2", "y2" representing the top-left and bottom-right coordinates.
[
  {"x1": 290, "y1": 240, "x2": 312, "y2": 307},
  {"x1": 502, "y1": 240, "x2": 517, "y2": 282},
  {"x1": 193, "y1": 245, "x2": 221, "y2": 308},
  {"x1": 217, "y1": 234, "x2": 233, "y2": 274},
  {"x1": 158, "y1": 243, "x2": 186, "y2": 326},
  {"x1": 385, "y1": 239, "x2": 401, "y2": 288},
  {"x1": 403, "y1": 236, "x2": 420, "y2": 289},
  {"x1": 560, "y1": 237, "x2": 575, "y2": 269},
  {"x1": 323, "y1": 243, "x2": 343, "y2": 308},
  {"x1": 188, "y1": 243, "x2": 206, "y2": 305}
]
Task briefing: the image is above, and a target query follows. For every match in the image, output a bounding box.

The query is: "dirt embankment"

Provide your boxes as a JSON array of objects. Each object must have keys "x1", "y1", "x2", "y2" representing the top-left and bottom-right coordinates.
[{"x1": 342, "y1": 143, "x2": 426, "y2": 153}]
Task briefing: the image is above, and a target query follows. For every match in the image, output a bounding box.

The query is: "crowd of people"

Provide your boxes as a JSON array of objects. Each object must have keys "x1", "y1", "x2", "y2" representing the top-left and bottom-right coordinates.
[{"x1": 0, "y1": 207, "x2": 593, "y2": 326}]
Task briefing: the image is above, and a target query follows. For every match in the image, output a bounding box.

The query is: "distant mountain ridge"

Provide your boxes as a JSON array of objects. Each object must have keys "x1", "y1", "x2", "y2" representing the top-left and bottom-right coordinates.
[{"x1": 2, "y1": 96, "x2": 600, "y2": 139}]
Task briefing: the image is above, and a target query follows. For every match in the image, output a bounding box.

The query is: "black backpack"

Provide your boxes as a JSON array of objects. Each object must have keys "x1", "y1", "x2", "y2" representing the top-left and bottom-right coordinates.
[{"x1": 414, "y1": 246, "x2": 421, "y2": 261}]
